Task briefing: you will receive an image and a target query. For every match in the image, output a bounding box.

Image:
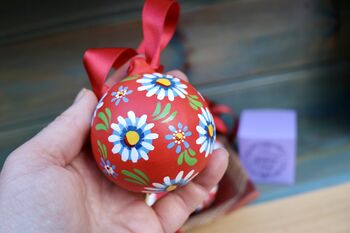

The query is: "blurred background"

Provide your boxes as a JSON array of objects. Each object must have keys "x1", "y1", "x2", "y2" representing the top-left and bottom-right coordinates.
[{"x1": 1, "y1": 0, "x2": 350, "y2": 203}]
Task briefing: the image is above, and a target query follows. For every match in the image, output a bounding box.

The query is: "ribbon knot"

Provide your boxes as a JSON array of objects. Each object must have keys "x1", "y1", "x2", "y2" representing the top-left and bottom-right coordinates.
[{"x1": 83, "y1": 0, "x2": 179, "y2": 99}]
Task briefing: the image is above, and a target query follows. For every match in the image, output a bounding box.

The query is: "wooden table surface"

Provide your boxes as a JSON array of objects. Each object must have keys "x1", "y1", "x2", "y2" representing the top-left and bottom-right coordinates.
[{"x1": 189, "y1": 183, "x2": 350, "y2": 233}]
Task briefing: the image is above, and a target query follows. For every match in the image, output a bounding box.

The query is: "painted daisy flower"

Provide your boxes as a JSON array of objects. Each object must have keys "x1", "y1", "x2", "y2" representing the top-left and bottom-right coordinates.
[
  {"x1": 144, "y1": 170, "x2": 197, "y2": 193},
  {"x1": 92, "y1": 92, "x2": 107, "y2": 120},
  {"x1": 108, "y1": 111, "x2": 158, "y2": 163},
  {"x1": 111, "y1": 86, "x2": 133, "y2": 106},
  {"x1": 137, "y1": 73, "x2": 188, "y2": 101},
  {"x1": 165, "y1": 122, "x2": 192, "y2": 154},
  {"x1": 196, "y1": 107, "x2": 216, "y2": 157},
  {"x1": 100, "y1": 158, "x2": 118, "y2": 178}
]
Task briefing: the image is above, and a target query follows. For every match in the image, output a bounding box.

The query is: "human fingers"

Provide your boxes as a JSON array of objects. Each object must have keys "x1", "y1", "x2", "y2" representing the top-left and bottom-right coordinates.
[
  {"x1": 18, "y1": 89, "x2": 97, "y2": 166},
  {"x1": 167, "y1": 70, "x2": 189, "y2": 82},
  {"x1": 152, "y1": 148, "x2": 229, "y2": 233}
]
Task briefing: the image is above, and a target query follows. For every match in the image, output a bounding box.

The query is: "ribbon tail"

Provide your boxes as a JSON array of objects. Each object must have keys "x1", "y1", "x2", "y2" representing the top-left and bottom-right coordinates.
[{"x1": 83, "y1": 48, "x2": 137, "y2": 98}]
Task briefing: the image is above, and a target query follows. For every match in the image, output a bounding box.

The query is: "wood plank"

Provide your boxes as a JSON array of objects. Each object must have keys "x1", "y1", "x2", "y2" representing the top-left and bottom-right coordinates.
[
  {"x1": 183, "y1": 0, "x2": 350, "y2": 85},
  {"x1": 188, "y1": 183, "x2": 350, "y2": 233}
]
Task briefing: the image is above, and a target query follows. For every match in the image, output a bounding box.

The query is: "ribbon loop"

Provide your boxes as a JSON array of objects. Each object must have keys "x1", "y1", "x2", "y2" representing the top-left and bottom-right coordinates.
[
  {"x1": 83, "y1": 0, "x2": 179, "y2": 99},
  {"x1": 138, "y1": 0, "x2": 180, "y2": 69},
  {"x1": 83, "y1": 48, "x2": 137, "y2": 98}
]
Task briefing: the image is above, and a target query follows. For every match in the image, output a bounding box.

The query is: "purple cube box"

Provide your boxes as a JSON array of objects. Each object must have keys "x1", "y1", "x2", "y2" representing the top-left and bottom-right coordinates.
[{"x1": 237, "y1": 109, "x2": 297, "y2": 184}]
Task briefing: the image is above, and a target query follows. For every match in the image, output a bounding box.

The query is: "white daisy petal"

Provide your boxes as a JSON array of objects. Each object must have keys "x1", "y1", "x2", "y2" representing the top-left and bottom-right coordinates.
[
  {"x1": 153, "y1": 183, "x2": 166, "y2": 188},
  {"x1": 167, "y1": 89, "x2": 174, "y2": 101},
  {"x1": 137, "y1": 114, "x2": 147, "y2": 128},
  {"x1": 200, "y1": 141, "x2": 208, "y2": 153},
  {"x1": 175, "y1": 171, "x2": 184, "y2": 183},
  {"x1": 164, "y1": 176, "x2": 172, "y2": 185},
  {"x1": 131, "y1": 147, "x2": 139, "y2": 163},
  {"x1": 117, "y1": 116, "x2": 127, "y2": 128},
  {"x1": 146, "y1": 86, "x2": 160, "y2": 97},
  {"x1": 143, "y1": 74, "x2": 156, "y2": 78},
  {"x1": 137, "y1": 78, "x2": 153, "y2": 83},
  {"x1": 196, "y1": 136, "x2": 206, "y2": 145},
  {"x1": 121, "y1": 148, "x2": 129, "y2": 161},
  {"x1": 157, "y1": 88, "x2": 165, "y2": 100},
  {"x1": 138, "y1": 84, "x2": 154, "y2": 91},
  {"x1": 112, "y1": 144, "x2": 122, "y2": 153},
  {"x1": 139, "y1": 150, "x2": 149, "y2": 160},
  {"x1": 127, "y1": 111, "x2": 136, "y2": 125},
  {"x1": 154, "y1": 73, "x2": 163, "y2": 78},
  {"x1": 108, "y1": 135, "x2": 120, "y2": 142},
  {"x1": 196, "y1": 126, "x2": 207, "y2": 135},
  {"x1": 143, "y1": 123, "x2": 154, "y2": 131},
  {"x1": 184, "y1": 170, "x2": 195, "y2": 181},
  {"x1": 172, "y1": 87, "x2": 185, "y2": 98},
  {"x1": 141, "y1": 141, "x2": 154, "y2": 150},
  {"x1": 111, "y1": 123, "x2": 121, "y2": 132},
  {"x1": 198, "y1": 114, "x2": 207, "y2": 125},
  {"x1": 177, "y1": 83, "x2": 188, "y2": 89},
  {"x1": 144, "y1": 133, "x2": 159, "y2": 140}
]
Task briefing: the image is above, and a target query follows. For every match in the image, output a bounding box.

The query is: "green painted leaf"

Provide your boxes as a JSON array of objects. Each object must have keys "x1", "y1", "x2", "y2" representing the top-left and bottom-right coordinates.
[
  {"x1": 189, "y1": 102, "x2": 199, "y2": 110},
  {"x1": 105, "y1": 108, "x2": 112, "y2": 123},
  {"x1": 121, "y1": 75, "x2": 139, "y2": 82},
  {"x1": 177, "y1": 151, "x2": 184, "y2": 165},
  {"x1": 162, "y1": 111, "x2": 177, "y2": 123},
  {"x1": 124, "y1": 178, "x2": 145, "y2": 186},
  {"x1": 188, "y1": 148, "x2": 196, "y2": 156},
  {"x1": 184, "y1": 151, "x2": 197, "y2": 166},
  {"x1": 133, "y1": 169, "x2": 150, "y2": 183},
  {"x1": 122, "y1": 170, "x2": 148, "y2": 185},
  {"x1": 96, "y1": 123, "x2": 107, "y2": 131},
  {"x1": 153, "y1": 103, "x2": 171, "y2": 120},
  {"x1": 152, "y1": 102, "x2": 162, "y2": 116},
  {"x1": 98, "y1": 112, "x2": 108, "y2": 128},
  {"x1": 98, "y1": 148, "x2": 103, "y2": 157},
  {"x1": 190, "y1": 95, "x2": 199, "y2": 99},
  {"x1": 97, "y1": 140, "x2": 102, "y2": 149},
  {"x1": 189, "y1": 98, "x2": 203, "y2": 108},
  {"x1": 102, "y1": 144, "x2": 108, "y2": 159}
]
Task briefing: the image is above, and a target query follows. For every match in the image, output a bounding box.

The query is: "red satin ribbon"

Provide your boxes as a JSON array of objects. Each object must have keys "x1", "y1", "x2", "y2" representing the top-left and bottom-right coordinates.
[
  {"x1": 83, "y1": 0, "x2": 179, "y2": 99},
  {"x1": 205, "y1": 98, "x2": 239, "y2": 141}
]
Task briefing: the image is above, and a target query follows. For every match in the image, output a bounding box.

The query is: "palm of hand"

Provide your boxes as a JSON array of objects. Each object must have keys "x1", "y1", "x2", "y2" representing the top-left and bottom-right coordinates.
[{"x1": 0, "y1": 89, "x2": 228, "y2": 233}]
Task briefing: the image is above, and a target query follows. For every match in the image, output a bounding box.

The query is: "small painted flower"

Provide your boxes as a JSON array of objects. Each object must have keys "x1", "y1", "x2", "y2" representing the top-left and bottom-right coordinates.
[
  {"x1": 111, "y1": 86, "x2": 133, "y2": 106},
  {"x1": 137, "y1": 73, "x2": 188, "y2": 101},
  {"x1": 165, "y1": 122, "x2": 192, "y2": 154},
  {"x1": 100, "y1": 158, "x2": 118, "y2": 178},
  {"x1": 108, "y1": 111, "x2": 159, "y2": 163},
  {"x1": 196, "y1": 107, "x2": 216, "y2": 157},
  {"x1": 92, "y1": 92, "x2": 107, "y2": 120},
  {"x1": 144, "y1": 170, "x2": 197, "y2": 193}
]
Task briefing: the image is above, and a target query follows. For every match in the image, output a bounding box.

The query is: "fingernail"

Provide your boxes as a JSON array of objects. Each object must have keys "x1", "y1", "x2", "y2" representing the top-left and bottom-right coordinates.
[{"x1": 74, "y1": 88, "x2": 86, "y2": 103}]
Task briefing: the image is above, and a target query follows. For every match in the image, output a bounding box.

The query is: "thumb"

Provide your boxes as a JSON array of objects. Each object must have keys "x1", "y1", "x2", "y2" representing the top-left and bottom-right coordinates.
[{"x1": 19, "y1": 89, "x2": 97, "y2": 166}]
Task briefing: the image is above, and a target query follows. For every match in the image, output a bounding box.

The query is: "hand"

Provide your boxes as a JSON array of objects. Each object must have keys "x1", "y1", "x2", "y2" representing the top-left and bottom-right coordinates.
[{"x1": 0, "y1": 71, "x2": 229, "y2": 233}]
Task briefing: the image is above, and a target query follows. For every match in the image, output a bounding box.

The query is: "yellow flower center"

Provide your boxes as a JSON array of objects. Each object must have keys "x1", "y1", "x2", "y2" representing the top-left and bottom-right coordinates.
[
  {"x1": 156, "y1": 78, "x2": 171, "y2": 87},
  {"x1": 124, "y1": 131, "x2": 140, "y2": 146},
  {"x1": 117, "y1": 90, "x2": 125, "y2": 97},
  {"x1": 208, "y1": 124, "x2": 214, "y2": 138},
  {"x1": 175, "y1": 132, "x2": 184, "y2": 141},
  {"x1": 166, "y1": 185, "x2": 177, "y2": 192}
]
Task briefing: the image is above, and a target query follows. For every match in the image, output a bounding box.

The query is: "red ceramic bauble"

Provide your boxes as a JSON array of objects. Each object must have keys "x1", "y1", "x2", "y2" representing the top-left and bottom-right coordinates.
[{"x1": 91, "y1": 72, "x2": 216, "y2": 193}]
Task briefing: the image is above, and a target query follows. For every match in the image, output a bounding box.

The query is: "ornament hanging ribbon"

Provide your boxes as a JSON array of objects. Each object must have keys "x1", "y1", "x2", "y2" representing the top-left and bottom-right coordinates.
[
  {"x1": 205, "y1": 98, "x2": 239, "y2": 142},
  {"x1": 84, "y1": 0, "x2": 180, "y2": 99}
]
